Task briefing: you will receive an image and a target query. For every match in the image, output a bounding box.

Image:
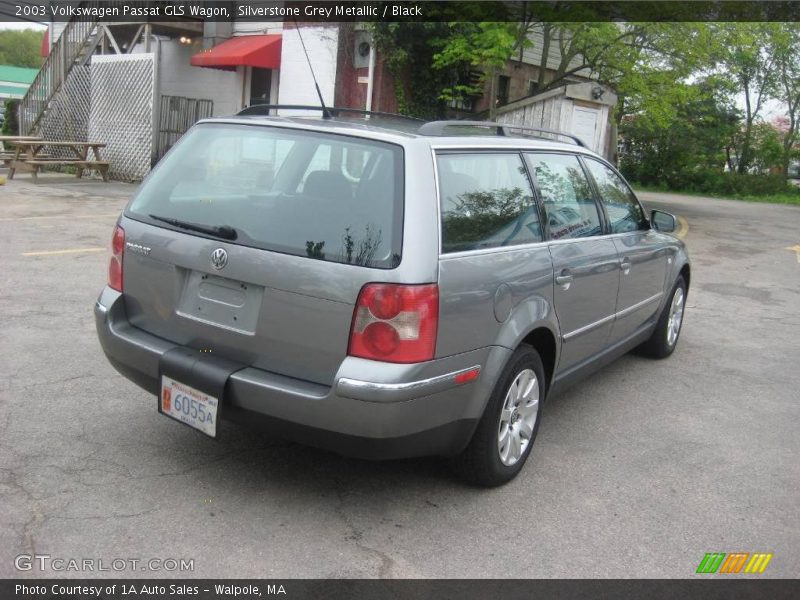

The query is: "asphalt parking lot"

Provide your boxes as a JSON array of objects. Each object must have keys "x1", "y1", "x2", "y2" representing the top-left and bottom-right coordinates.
[{"x1": 1, "y1": 174, "x2": 798, "y2": 578}]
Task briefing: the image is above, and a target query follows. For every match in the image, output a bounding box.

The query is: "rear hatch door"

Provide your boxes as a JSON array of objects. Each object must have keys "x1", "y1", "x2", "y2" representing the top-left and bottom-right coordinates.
[{"x1": 121, "y1": 121, "x2": 405, "y2": 386}]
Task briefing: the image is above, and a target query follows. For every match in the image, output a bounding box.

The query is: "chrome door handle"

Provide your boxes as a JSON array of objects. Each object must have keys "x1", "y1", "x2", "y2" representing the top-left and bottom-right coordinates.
[
  {"x1": 555, "y1": 272, "x2": 573, "y2": 287},
  {"x1": 620, "y1": 257, "x2": 632, "y2": 275}
]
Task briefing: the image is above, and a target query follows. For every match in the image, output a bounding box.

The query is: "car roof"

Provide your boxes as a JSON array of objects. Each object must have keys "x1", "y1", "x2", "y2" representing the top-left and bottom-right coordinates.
[{"x1": 198, "y1": 114, "x2": 595, "y2": 155}]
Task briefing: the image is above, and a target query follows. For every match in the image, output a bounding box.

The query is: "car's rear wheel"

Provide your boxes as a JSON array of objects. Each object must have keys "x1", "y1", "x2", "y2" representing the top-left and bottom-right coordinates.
[
  {"x1": 637, "y1": 276, "x2": 686, "y2": 358},
  {"x1": 453, "y1": 345, "x2": 545, "y2": 487}
]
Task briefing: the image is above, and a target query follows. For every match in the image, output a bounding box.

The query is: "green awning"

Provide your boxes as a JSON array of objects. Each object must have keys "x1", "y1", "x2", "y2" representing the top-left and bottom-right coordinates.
[{"x1": 0, "y1": 84, "x2": 27, "y2": 98}]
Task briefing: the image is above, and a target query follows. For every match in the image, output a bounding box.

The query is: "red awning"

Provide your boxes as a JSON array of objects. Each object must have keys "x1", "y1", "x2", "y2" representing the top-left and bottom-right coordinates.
[{"x1": 191, "y1": 35, "x2": 282, "y2": 70}]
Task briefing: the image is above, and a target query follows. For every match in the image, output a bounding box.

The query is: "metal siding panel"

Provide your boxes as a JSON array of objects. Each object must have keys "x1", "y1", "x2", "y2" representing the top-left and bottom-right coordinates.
[{"x1": 560, "y1": 99, "x2": 573, "y2": 133}]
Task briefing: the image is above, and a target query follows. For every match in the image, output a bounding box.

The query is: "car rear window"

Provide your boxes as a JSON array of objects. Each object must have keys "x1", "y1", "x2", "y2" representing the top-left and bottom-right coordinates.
[{"x1": 127, "y1": 123, "x2": 403, "y2": 269}]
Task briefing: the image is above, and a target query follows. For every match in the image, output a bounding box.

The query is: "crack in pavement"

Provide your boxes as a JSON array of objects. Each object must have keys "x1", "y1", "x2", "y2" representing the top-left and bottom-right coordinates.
[{"x1": 331, "y1": 478, "x2": 398, "y2": 578}]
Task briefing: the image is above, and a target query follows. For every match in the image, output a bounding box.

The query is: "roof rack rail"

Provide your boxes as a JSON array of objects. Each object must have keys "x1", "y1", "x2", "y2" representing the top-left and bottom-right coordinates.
[
  {"x1": 417, "y1": 120, "x2": 585, "y2": 147},
  {"x1": 417, "y1": 120, "x2": 507, "y2": 136},
  {"x1": 502, "y1": 123, "x2": 586, "y2": 147},
  {"x1": 237, "y1": 104, "x2": 425, "y2": 122}
]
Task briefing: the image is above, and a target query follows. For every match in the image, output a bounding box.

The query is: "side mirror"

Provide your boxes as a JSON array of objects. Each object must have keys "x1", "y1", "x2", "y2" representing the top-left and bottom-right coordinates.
[{"x1": 651, "y1": 209, "x2": 677, "y2": 233}]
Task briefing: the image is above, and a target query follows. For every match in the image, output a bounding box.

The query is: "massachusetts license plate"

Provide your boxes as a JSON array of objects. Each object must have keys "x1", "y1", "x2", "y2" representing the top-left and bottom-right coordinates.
[{"x1": 159, "y1": 375, "x2": 219, "y2": 438}]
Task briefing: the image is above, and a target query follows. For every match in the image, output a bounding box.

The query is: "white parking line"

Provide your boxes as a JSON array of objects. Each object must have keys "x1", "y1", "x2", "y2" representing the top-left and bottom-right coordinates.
[
  {"x1": 675, "y1": 216, "x2": 689, "y2": 240},
  {"x1": 22, "y1": 247, "x2": 106, "y2": 257},
  {"x1": 0, "y1": 213, "x2": 119, "y2": 222}
]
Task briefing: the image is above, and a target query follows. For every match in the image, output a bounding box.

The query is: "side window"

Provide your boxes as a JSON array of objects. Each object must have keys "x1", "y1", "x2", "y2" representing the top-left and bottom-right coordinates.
[
  {"x1": 584, "y1": 158, "x2": 648, "y2": 233},
  {"x1": 438, "y1": 153, "x2": 541, "y2": 253},
  {"x1": 526, "y1": 153, "x2": 602, "y2": 240}
]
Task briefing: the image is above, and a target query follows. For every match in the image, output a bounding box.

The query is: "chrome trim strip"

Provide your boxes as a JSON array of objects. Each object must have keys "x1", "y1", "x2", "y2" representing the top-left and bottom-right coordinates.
[
  {"x1": 430, "y1": 144, "x2": 597, "y2": 154},
  {"x1": 615, "y1": 291, "x2": 663, "y2": 319},
  {"x1": 431, "y1": 146, "x2": 443, "y2": 257},
  {"x1": 562, "y1": 314, "x2": 615, "y2": 342},
  {"x1": 562, "y1": 291, "x2": 665, "y2": 342},
  {"x1": 439, "y1": 228, "x2": 647, "y2": 259},
  {"x1": 337, "y1": 365, "x2": 482, "y2": 403}
]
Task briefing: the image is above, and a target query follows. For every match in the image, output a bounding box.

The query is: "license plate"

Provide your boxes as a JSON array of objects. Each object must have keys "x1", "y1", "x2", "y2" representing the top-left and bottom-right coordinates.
[{"x1": 159, "y1": 375, "x2": 219, "y2": 438}]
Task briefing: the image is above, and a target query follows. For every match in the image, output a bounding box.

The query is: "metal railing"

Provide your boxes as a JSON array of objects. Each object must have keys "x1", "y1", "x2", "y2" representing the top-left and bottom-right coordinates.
[{"x1": 19, "y1": 2, "x2": 101, "y2": 135}]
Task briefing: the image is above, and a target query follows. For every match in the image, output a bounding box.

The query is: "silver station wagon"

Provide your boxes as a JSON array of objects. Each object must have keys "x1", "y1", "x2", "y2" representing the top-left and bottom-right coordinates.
[{"x1": 95, "y1": 108, "x2": 690, "y2": 486}]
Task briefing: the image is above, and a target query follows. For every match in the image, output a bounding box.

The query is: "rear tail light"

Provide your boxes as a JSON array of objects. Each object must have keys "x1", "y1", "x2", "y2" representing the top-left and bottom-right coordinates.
[
  {"x1": 348, "y1": 283, "x2": 439, "y2": 363},
  {"x1": 108, "y1": 225, "x2": 125, "y2": 292}
]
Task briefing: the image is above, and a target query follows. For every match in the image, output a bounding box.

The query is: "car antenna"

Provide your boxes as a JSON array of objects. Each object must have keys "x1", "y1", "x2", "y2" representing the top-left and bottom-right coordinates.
[{"x1": 293, "y1": 19, "x2": 333, "y2": 119}]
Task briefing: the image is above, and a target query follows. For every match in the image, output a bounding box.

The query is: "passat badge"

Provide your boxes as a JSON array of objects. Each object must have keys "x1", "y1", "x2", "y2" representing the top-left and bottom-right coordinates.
[
  {"x1": 210, "y1": 248, "x2": 228, "y2": 270},
  {"x1": 125, "y1": 241, "x2": 151, "y2": 256}
]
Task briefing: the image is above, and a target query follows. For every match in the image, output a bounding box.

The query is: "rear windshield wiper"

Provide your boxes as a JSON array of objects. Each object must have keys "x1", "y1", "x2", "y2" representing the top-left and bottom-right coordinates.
[{"x1": 148, "y1": 214, "x2": 238, "y2": 240}]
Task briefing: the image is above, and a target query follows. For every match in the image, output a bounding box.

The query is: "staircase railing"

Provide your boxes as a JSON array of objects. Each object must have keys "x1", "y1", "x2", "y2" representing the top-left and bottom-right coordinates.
[{"x1": 19, "y1": 2, "x2": 102, "y2": 135}]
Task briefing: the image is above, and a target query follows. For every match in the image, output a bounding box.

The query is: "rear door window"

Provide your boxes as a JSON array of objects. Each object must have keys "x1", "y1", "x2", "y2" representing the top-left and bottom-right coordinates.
[
  {"x1": 525, "y1": 153, "x2": 602, "y2": 240},
  {"x1": 127, "y1": 123, "x2": 403, "y2": 269},
  {"x1": 437, "y1": 153, "x2": 542, "y2": 253}
]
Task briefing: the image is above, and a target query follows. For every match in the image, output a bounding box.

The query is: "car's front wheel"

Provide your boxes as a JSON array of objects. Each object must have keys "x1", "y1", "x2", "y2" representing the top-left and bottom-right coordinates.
[
  {"x1": 454, "y1": 345, "x2": 545, "y2": 487},
  {"x1": 638, "y1": 276, "x2": 687, "y2": 358}
]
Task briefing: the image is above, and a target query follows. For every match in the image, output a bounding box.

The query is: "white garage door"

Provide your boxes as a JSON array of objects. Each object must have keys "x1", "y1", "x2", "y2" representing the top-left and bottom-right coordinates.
[{"x1": 571, "y1": 106, "x2": 599, "y2": 151}]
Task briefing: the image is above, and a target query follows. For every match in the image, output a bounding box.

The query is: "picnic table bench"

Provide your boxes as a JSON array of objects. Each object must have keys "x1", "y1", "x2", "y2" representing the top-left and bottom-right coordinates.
[{"x1": 5, "y1": 140, "x2": 109, "y2": 182}]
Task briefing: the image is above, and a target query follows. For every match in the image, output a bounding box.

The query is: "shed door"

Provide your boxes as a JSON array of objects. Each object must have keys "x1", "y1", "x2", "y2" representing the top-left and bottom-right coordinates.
[{"x1": 571, "y1": 106, "x2": 599, "y2": 151}]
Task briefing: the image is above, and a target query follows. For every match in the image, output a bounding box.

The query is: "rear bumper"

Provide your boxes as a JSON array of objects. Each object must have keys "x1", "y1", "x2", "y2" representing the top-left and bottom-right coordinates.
[{"x1": 95, "y1": 287, "x2": 510, "y2": 459}]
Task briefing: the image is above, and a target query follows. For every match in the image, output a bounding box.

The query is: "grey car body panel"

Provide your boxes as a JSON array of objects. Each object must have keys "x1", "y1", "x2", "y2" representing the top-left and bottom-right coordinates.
[
  {"x1": 120, "y1": 129, "x2": 441, "y2": 387},
  {"x1": 96, "y1": 289, "x2": 509, "y2": 451},
  {"x1": 436, "y1": 245, "x2": 555, "y2": 356},
  {"x1": 609, "y1": 231, "x2": 670, "y2": 342},
  {"x1": 96, "y1": 115, "x2": 689, "y2": 459},
  {"x1": 548, "y1": 237, "x2": 620, "y2": 371}
]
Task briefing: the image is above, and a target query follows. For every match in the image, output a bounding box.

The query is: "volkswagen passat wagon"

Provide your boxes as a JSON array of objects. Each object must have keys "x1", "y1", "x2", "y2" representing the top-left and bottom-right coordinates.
[{"x1": 95, "y1": 109, "x2": 689, "y2": 486}]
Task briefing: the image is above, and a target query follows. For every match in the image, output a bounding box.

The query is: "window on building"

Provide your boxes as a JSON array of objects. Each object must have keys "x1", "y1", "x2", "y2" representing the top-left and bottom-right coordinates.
[{"x1": 497, "y1": 75, "x2": 511, "y2": 106}]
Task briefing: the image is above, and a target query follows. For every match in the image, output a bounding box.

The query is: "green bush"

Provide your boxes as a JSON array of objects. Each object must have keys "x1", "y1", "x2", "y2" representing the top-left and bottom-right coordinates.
[
  {"x1": 627, "y1": 168, "x2": 800, "y2": 198},
  {"x1": 2, "y1": 99, "x2": 19, "y2": 136}
]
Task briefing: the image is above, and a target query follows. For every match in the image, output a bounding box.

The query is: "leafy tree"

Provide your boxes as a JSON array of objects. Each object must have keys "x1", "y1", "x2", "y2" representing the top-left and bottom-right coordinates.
[
  {"x1": 766, "y1": 23, "x2": 800, "y2": 179},
  {"x1": 371, "y1": 19, "x2": 711, "y2": 122},
  {"x1": 746, "y1": 121, "x2": 784, "y2": 174},
  {"x1": 2, "y1": 100, "x2": 19, "y2": 135},
  {"x1": 0, "y1": 29, "x2": 45, "y2": 68},
  {"x1": 431, "y1": 22, "x2": 518, "y2": 118},
  {"x1": 619, "y1": 78, "x2": 740, "y2": 187},
  {"x1": 707, "y1": 23, "x2": 779, "y2": 173},
  {"x1": 370, "y1": 22, "x2": 455, "y2": 118}
]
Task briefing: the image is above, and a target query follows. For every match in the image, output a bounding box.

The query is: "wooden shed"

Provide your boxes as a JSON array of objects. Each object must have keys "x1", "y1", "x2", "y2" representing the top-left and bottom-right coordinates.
[{"x1": 496, "y1": 82, "x2": 618, "y2": 161}]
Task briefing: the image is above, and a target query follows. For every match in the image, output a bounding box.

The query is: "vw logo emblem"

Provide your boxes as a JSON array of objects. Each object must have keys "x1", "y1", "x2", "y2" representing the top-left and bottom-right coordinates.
[{"x1": 210, "y1": 248, "x2": 228, "y2": 270}]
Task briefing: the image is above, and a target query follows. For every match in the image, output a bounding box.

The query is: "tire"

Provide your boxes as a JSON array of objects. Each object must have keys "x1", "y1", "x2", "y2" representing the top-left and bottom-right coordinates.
[
  {"x1": 453, "y1": 344, "x2": 545, "y2": 487},
  {"x1": 637, "y1": 276, "x2": 687, "y2": 359}
]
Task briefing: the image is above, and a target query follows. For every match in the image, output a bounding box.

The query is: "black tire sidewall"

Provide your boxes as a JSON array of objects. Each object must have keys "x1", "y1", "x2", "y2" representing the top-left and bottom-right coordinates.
[
  {"x1": 468, "y1": 345, "x2": 546, "y2": 485},
  {"x1": 659, "y1": 277, "x2": 687, "y2": 355}
]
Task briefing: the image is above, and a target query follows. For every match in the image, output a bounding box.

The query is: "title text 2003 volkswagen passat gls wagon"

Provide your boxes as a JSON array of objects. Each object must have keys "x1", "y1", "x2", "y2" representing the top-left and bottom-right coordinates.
[{"x1": 95, "y1": 109, "x2": 689, "y2": 486}]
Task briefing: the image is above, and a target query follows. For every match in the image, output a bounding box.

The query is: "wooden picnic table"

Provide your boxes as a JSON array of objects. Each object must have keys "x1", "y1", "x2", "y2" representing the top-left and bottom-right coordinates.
[
  {"x1": 0, "y1": 135, "x2": 43, "y2": 142},
  {"x1": 7, "y1": 140, "x2": 109, "y2": 182},
  {"x1": 0, "y1": 135, "x2": 42, "y2": 152}
]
